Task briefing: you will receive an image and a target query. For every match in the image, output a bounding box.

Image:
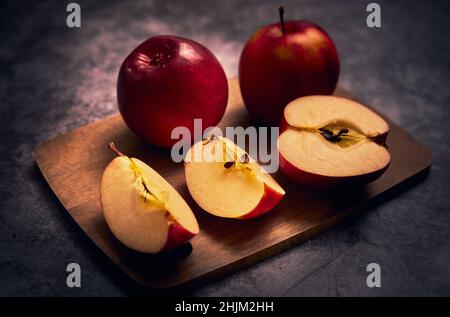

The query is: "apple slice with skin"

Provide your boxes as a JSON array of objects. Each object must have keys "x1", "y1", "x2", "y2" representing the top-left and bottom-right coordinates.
[
  {"x1": 278, "y1": 96, "x2": 391, "y2": 189},
  {"x1": 100, "y1": 143, "x2": 199, "y2": 253},
  {"x1": 185, "y1": 136, "x2": 285, "y2": 219}
]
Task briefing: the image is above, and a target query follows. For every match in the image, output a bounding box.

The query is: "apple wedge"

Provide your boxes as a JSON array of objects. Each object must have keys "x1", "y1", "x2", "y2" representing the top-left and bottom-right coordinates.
[
  {"x1": 185, "y1": 136, "x2": 285, "y2": 219},
  {"x1": 100, "y1": 143, "x2": 199, "y2": 253},
  {"x1": 278, "y1": 96, "x2": 391, "y2": 189}
]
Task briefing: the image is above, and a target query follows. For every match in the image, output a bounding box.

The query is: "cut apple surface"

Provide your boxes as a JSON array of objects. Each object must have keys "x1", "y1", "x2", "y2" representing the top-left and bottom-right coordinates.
[
  {"x1": 100, "y1": 143, "x2": 199, "y2": 254},
  {"x1": 278, "y1": 96, "x2": 391, "y2": 188},
  {"x1": 185, "y1": 136, "x2": 285, "y2": 219}
]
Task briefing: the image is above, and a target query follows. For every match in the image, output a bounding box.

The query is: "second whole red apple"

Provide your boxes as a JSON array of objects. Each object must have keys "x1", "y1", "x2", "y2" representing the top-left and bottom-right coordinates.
[{"x1": 239, "y1": 8, "x2": 340, "y2": 126}]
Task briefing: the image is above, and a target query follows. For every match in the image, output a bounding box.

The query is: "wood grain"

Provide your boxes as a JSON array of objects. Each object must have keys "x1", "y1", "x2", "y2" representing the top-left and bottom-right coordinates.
[{"x1": 34, "y1": 78, "x2": 431, "y2": 288}]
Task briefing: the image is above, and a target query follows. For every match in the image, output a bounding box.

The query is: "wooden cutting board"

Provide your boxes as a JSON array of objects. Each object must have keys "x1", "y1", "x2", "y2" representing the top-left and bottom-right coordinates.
[{"x1": 34, "y1": 78, "x2": 431, "y2": 289}]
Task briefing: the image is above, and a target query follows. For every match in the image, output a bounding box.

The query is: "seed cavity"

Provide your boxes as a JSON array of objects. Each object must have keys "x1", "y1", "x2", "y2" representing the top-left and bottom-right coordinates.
[
  {"x1": 287, "y1": 123, "x2": 386, "y2": 149},
  {"x1": 130, "y1": 159, "x2": 169, "y2": 208},
  {"x1": 318, "y1": 125, "x2": 367, "y2": 148},
  {"x1": 318, "y1": 127, "x2": 351, "y2": 144}
]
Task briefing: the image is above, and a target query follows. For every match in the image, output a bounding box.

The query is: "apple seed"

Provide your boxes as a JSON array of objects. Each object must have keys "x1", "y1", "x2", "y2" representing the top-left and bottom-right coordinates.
[
  {"x1": 240, "y1": 153, "x2": 250, "y2": 164},
  {"x1": 224, "y1": 161, "x2": 235, "y2": 169}
]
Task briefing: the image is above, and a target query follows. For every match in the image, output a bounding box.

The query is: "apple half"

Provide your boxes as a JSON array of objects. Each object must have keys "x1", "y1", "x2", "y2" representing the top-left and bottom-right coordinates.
[
  {"x1": 278, "y1": 96, "x2": 391, "y2": 189},
  {"x1": 185, "y1": 136, "x2": 285, "y2": 219},
  {"x1": 100, "y1": 143, "x2": 199, "y2": 254}
]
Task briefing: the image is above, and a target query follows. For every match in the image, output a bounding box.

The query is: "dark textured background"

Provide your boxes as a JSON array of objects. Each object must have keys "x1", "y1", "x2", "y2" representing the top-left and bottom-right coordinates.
[{"x1": 1, "y1": 0, "x2": 450, "y2": 296}]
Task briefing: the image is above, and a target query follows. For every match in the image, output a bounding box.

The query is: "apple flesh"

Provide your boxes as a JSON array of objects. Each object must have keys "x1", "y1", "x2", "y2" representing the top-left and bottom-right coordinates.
[
  {"x1": 117, "y1": 35, "x2": 228, "y2": 148},
  {"x1": 185, "y1": 136, "x2": 285, "y2": 219},
  {"x1": 239, "y1": 10, "x2": 339, "y2": 125},
  {"x1": 100, "y1": 143, "x2": 199, "y2": 253},
  {"x1": 278, "y1": 96, "x2": 390, "y2": 189}
]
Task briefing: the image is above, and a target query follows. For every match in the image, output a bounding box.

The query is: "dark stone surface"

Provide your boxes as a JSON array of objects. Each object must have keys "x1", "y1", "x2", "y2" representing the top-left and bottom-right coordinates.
[{"x1": 1, "y1": 0, "x2": 449, "y2": 296}]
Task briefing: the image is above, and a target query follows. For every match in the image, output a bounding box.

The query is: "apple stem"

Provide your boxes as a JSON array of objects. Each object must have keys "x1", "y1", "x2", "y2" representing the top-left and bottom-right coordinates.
[
  {"x1": 279, "y1": 6, "x2": 286, "y2": 35},
  {"x1": 108, "y1": 142, "x2": 125, "y2": 157}
]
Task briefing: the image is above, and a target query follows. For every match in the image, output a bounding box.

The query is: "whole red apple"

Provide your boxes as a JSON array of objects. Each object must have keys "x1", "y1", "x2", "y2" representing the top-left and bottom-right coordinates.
[
  {"x1": 117, "y1": 35, "x2": 228, "y2": 148},
  {"x1": 239, "y1": 8, "x2": 340, "y2": 125}
]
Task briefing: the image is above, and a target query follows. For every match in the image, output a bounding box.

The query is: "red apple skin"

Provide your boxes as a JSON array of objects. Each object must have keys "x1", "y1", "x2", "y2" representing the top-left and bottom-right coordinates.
[
  {"x1": 278, "y1": 149, "x2": 390, "y2": 190},
  {"x1": 278, "y1": 117, "x2": 390, "y2": 189},
  {"x1": 162, "y1": 222, "x2": 197, "y2": 251},
  {"x1": 238, "y1": 184, "x2": 284, "y2": 219},
  {"x1": 118, "y1": 35, "x2": 228, "y2": 148},
  {"x1": 239, "y1": 21, "x2": 339, "y2": 125}
]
